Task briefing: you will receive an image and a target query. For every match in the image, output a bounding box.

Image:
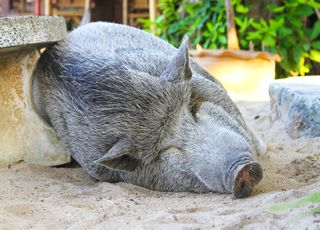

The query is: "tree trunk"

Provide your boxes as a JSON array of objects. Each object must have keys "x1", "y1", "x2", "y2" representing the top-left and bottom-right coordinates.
[{"x1": 225, "y1": 0, "x2": 240, "y2": 50}]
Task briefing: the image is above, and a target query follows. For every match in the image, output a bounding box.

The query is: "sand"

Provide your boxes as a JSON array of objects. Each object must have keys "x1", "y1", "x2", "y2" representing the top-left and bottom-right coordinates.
[{"x1": 0, "y1": 101, "x2": 320, "y2": 229}]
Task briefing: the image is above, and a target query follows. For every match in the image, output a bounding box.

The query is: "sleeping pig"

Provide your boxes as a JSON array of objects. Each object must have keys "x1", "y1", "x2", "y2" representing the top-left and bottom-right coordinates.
[{"x1": 32, "y1": 22, "x2": 265, "y2": 198}]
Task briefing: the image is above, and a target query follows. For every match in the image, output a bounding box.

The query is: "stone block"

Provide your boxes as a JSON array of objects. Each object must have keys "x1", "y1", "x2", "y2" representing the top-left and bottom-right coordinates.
[
  {"x1": 0, "y1": 16, "x2": 70, "y2": 166},
  {"x1": 269, "y1": 76, "x2": 320, "y2": 139}
]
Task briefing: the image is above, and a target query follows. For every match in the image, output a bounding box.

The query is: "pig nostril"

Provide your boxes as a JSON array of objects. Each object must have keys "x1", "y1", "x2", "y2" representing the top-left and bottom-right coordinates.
[
  {"x1": 240, "y1": 181, "x2": 246, "y2": 189},
  {"x1": 233, "y1": 162, "x2": 263, "y2": 199}
]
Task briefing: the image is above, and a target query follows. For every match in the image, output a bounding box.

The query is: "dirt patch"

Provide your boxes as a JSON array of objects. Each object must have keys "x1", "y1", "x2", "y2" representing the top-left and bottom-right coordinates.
[
  {"x1": 278, "y1": 155, "x2": 320, "y2": 184},
  {"x1": 0, "y1": 101, "x2": 319, "y2": 229}
]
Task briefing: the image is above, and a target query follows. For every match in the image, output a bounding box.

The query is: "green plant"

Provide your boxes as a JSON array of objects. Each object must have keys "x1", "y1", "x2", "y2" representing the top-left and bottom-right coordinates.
[
  {"x1": 140, "y1": 0, "x2": 245, "y2": 49},
  {"x1": 241, "y1": 0, "x2": 320, "y2": 77},
  {"x1": 269, "y1": 192, "x2": 320, "y2": 218},
  {"x1": 140, "y1": 0, "x2": 320, "y2": 78}
]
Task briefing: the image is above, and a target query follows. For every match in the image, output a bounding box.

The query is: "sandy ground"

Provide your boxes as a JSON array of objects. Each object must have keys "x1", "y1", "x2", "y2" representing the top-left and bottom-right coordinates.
[{"x1": 0, "y1": 100, "x2": 320, "y2": 229}]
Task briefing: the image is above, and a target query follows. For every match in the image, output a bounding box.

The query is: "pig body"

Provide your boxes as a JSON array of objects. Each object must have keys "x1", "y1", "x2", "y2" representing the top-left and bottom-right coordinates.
[{"x1": 33, "y1": 22, "x2": 264, "y2": 198}]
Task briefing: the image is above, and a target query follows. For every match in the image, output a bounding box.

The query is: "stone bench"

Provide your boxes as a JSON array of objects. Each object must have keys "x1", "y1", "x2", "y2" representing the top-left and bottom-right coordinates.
[
  {"x1": 269, "y1": 76, "x2": 320, "y2": 139},
  {"x1": 0, "y1": 16, "x2": 70, "y2": 166}
]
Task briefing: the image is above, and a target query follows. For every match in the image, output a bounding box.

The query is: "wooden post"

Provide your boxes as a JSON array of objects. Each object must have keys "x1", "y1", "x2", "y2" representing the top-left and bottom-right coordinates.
[
  {"x1": 34, "y1": 0, "x2": 41, "y2": 15},
  {"x1": 123, "y1": 0, "x2": 128, "y2": 24},
  {"x1": 149, "y1": 0, "x2": 157, "y2": 34},
  {"x1": 80, "y1": 0, "x2": 91, "y2": 25},
  {"x1": 44, "y1": 0, "x2": 52, "y2": 16},
  {"x1": 225, "y1": 0, "x2": 239, "y2": 50}
]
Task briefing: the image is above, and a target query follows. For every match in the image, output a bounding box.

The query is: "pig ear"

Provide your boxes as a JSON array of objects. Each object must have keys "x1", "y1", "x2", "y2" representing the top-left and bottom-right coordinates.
[
  {"x1": 160, "y1": 36, "x2": 192, "y2": 82},
  {"x1": 95, "y1": 138, "x2": 140, "y2": 172}
]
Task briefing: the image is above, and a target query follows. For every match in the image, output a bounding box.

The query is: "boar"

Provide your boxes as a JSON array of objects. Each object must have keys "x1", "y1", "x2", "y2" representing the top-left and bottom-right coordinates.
[{"x1": 32, "y1": 22, "x2": 265, "y2": 198}]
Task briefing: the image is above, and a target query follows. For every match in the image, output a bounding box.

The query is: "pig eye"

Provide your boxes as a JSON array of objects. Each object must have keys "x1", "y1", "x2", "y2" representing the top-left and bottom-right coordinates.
[
  {"x1": 189, "y1": 101, "x2": 199, "y2": 120},
  {"x1": 189, "y1": 93, "x2": 203, "y2": 121},
  {"x1": 160, "y1": 146, "x2": 183, "y2": 156}
]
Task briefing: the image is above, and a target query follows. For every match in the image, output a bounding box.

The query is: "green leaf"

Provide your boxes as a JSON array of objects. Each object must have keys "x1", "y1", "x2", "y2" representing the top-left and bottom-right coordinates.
[
  {"x1": 203, "y1": 39, "x2": 211, "y2": 49},
  {"x1": 236, "y1": 17, "x2": 253, "y2": 33},
  {"x1": 311, "y1": 41, "x2": 320, "y2": 50},
  {"x1": 298, "y1": 56, "x2": 309, "y2": 76},
  {"x1": 278, "y1": 27, "x2": 292, "y2": 37},
  {"x1": 302, "y1": 205, "x2": 320, "y2": 217},
  {"x1": 267, "y1": 5, "x2": 285, "y2": 13},
  {"x1": 206, "y1": 22, "x2": 214, "y2": 33},
  {"x1": 246, "y1": 32, "x2": 262, "y2": 40},
  {"x1": 260, "y1": 18, "x2": 268, "y2": 29},
  {"x1": 236, "y1": 4, "x2": 249, "y2": 14},
  {"x1": 240, "y1": 39, "x2": 248, "y2": 48},
  {"x1": 235, "y1": 17, "x2": 243, "y2": 27},
  {"x1": 303, "y1": 43, "x2": 311, "y2": 51},
  {"x1": 269, "y1": 18, "x2": 284, "y2": 30},
  {"x1": 284, "y1": 0, "x2": 299, "y2": 8},
  {"x1": 252, "y1": 21, "x2": 262, "y2": 30},
  {"x1": 294, "y1": 5, "x2": 314, "y2": 17},
  {"x1": 218, "y1": 26, "x2": 225, "y2": 33},
  {"x1": 290, "y1": 17, "x2": 302, "y2": 28},
  {"x1": 167, "y1": 22, "x2": 181, "y2": 34},
  {"x1": 310, "y1": 50, "x2": 320, "y2": 62},
  {"x1": 197, "y1": 14, "x2": 210, "y2": 29},
  {"x1": 307, "y1": 1, "x2": 320, "y2": 9},
  {"x1": 263, "y1": 35, "x2": 275, "y2": 47},
  {"x1": 218, "y1": 35, "x2": 227, "y2": 44},
  {"x1": 155, "y1": 15, "x2": 164, "y2": 23},
  {"x1": 293, "y1": 45, "x2": 304, "y2": 63},
  {"x1": 192, "y1": 36, "x2": 202, "y2": 47},
  {"x1": 269, "y1": 192, "x2": 320, "y2": 213},
  {"x1": 310, "y1": 21, "x2": 320, "y2": 40}
]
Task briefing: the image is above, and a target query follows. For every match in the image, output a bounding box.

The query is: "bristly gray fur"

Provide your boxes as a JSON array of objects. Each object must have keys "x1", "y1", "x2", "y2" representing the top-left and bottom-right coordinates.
[{"x1": 32, "y1": 22, "x2": 265, "y2": 195}]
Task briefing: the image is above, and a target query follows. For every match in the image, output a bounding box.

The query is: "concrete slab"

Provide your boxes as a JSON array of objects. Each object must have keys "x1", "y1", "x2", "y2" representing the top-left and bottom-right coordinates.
[
  {"x1": 0, "y1": 16, "x2": 66, "y2": 53},
  {"x1": 269, "y1": 76, "x2": 320, "y2": 139},
  {"x1": 0, "y1": 16, "x2": 70, "y2": 166}
]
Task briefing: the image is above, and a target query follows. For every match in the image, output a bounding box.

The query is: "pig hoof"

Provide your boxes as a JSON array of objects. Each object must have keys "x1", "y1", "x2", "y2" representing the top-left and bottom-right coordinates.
[{"x1": 233, "y1": 162, "x2": 263, "y2": 199}]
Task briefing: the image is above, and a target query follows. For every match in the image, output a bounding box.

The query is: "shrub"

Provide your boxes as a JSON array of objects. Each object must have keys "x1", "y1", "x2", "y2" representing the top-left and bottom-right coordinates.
[{"x1": 140, "y1": 0, "x2": 320, "y2": 78}]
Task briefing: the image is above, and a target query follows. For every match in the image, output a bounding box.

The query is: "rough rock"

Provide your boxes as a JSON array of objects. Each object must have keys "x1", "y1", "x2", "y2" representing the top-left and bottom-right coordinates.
[{"x1": 269, "y1": 76, "x2": 320, "y2": 139}]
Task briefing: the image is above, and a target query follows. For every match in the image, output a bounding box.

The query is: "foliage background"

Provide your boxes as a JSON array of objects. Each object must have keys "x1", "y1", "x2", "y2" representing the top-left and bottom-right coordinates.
[{"x1": 140, "y1": 0, "x2": 320, "y2": 78}]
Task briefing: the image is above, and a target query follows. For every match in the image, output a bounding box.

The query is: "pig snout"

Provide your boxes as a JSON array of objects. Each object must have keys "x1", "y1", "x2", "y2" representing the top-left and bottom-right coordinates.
[
  {"x1": 190, "y1": 150, "x2": 263, "y2": 198},
  {"x1": 230, "y1": 159, "x2": 263, "y2": 199},
  {"x1": 189, "y1": 121, "x2": 263, "y2": 198}
]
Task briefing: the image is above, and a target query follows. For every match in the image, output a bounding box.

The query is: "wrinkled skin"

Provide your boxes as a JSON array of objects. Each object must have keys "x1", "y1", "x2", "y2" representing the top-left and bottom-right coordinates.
[{"x1": 32, "y1": 22, "x2": 265, "y2": 198}]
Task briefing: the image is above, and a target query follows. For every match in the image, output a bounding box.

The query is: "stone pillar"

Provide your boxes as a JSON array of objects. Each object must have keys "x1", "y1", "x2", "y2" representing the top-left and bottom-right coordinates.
[{"x1": 0, "y1": 16, "x2": 71, "y2": 166}]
